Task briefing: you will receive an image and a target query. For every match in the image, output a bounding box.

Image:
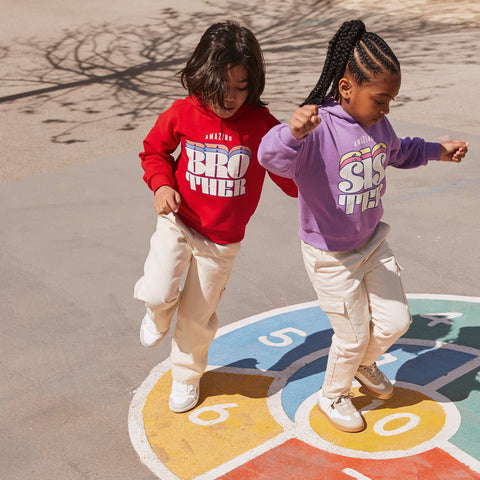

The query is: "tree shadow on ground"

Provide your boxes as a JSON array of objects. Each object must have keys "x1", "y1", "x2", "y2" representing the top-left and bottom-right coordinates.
[{"x1": 0, "y1": 1, "x2": 478, "y2": 144}]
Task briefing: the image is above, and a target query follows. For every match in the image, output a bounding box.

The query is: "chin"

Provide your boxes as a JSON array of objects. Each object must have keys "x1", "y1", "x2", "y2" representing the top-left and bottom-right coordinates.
[{"x1": 215, "y1": 109, "x2": 236, "y2": 119}]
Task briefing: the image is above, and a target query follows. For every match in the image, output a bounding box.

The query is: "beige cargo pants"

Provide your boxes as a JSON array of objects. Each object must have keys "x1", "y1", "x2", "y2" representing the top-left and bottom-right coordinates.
[
  {"x1": 134, "y1": 213, "x2": 240, "y2": 386},
  {"x1": 301, "y1": 222, "x2": 412, "y2": 399}
]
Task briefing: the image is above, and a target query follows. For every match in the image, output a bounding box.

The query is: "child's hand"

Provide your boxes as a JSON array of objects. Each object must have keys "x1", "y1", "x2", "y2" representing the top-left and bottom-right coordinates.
[
  {"x1": 289, "y1": 105, "x2": 321, "y2": 139},
  {"x1": 440, "y1": 140, "x2": 469, "y2": 162},
  {"x1": 153, "y1": 185, "x2": 181, "y2": 214}
]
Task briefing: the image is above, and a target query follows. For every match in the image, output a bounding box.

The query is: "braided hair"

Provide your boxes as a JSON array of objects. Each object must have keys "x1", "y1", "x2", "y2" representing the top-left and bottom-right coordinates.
[{"x1": 301, "y1": 20, "x2": 400, "y2": 106}]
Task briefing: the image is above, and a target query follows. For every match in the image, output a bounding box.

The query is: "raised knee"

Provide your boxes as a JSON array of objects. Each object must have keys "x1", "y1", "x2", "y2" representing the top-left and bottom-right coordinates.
[
  {"x1": 134, "y1": 276, "x2": 180, "y2": 307},
  {"x1": 381, "y1": 309, "x2": 412, "y2": 338},
  {"x1": 398, "y1": 311, "x2": 413, "y2": 335}
]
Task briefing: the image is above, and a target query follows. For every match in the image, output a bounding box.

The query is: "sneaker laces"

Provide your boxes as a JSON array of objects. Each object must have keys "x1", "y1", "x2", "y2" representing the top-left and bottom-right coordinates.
[
  {"x1": 360, "y1": 363, "x2": 383, "y2": 382},
  {"x1": 332, "y1": 393, "x2": 357, "y2": 415},
  {"x1": 172, "y1": 381, "x2": 196, "y2": 396}
]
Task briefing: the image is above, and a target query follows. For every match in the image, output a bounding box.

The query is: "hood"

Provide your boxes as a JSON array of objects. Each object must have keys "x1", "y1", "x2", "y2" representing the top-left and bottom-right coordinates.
[{"x1": 320, "y1": 97, "x2": 358, "y2": 124}]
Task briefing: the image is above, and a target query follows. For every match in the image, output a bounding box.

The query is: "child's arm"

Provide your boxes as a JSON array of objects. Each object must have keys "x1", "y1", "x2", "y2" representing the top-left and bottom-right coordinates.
[
  {"x1": 387, "y1": 120, "x2": 468, "y2": 169},
  {"x1": 140, "y1": 121, "x2": 178, "y2": 193},
  {"x1": 258, "y1": 105, "x2": 321, "y2": 177},
  {"x1": 153, "y1": 185, "x2": 181, "y2": 214},
  {"x1": 139, "y1": 103, "x2": 183, "y2": 213},
  {"x1": 440, "y1": 140, "x2": 469, "y2": 162}
]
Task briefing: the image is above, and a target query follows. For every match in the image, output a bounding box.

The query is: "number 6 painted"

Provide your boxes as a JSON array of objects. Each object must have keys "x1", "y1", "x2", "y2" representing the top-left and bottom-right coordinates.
[
  {"x1": 189, "y1": 403, "x2": 238, "y2": 426},
  {"x1": 258, "y1": 327, "x2": 307, "y2": 347}
]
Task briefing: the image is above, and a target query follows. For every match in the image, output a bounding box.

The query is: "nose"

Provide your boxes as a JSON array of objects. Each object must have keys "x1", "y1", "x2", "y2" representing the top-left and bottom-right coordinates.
[
  {"x1": 381, "y1": 102, "x2": 391, "y2": 116},
  {"x1": 225, "y1": 87, "x2": 236, "y2": 103}
]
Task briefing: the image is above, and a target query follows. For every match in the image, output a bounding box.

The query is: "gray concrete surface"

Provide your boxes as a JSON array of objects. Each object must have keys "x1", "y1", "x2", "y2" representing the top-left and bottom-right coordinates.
[{"x1": 1, "y1": 1, "x2": 479, "y2": 478}]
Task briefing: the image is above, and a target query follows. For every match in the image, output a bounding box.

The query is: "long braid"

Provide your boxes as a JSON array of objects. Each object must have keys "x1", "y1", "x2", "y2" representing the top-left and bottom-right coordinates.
[
  {"x1": 301, "y1": 20, "x2": 365, "y2": 106},
  {"x1": 301, "y1": 20, "x2": 400, "y2": 106}
]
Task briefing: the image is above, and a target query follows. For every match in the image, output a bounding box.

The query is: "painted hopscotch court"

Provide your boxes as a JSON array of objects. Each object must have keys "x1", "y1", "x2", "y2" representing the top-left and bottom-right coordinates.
[{"x1": 129, "y1": 294, "x2": 480, "y2": 479}]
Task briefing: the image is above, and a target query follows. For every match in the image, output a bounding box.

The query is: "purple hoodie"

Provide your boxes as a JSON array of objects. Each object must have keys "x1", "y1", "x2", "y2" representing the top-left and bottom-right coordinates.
[{"x1": 258, "y1": 99, "x2": 440, "y2": 252}]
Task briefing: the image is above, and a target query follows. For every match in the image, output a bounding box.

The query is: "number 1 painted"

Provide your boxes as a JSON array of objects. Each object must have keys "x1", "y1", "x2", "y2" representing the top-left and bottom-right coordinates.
[{"x1": 343, "y1": 468, "x2": 372, "y2": 479}]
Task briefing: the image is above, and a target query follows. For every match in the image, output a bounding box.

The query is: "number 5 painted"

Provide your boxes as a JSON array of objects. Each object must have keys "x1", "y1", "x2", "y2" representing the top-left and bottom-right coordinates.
[{"x1": 258, "y1": 327, "x2": 307, "y2": 347}]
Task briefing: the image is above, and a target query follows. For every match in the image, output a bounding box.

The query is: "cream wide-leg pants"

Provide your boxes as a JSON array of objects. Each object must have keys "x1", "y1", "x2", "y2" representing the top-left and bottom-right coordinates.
[
  {"x1": 301, "y1": 222, "x2": 412, "y2": 399},
  {"x1": 134, "y1": 213, "x2": 240, "y2": 386}
]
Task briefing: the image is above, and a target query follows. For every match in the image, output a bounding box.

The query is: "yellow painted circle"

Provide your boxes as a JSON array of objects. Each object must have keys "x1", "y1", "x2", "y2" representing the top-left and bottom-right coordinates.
[
  {"x1": 142, "y1": 370, "x2": 283, "y2": 479},
  {"x1": 310, "y1": 387, "x2": 446, "y2": 452}
]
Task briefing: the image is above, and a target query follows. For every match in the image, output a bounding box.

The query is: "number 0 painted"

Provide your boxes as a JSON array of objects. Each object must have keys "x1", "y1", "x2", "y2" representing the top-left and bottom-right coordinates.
[{"x1": 374, "y1": 412, "x2": 420, "y2": 436}]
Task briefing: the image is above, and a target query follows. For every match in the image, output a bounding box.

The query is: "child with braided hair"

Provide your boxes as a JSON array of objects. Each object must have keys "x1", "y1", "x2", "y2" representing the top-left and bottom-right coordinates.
[{"x1": 258, "y1": 19, "x2": 468, "y2": 432}]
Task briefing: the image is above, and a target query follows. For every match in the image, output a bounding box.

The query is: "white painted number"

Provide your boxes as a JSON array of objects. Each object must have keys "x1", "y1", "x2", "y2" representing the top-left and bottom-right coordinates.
[
  {"x1": 188, "y1": 403, "x2": 238, "y2": 426},
  {"x1": 258, "y1": 327, "x2": 307, "y2": 347},
  {"x1": 374, "y1": 413, "x2": 420, "y2": 436},
  {"x1": 343, "y1": 468, "x2": 372, "y2": 479},
  {"x1": 360, "y1": 399, "x2": 421, "y2": 437},
  {"x1": 420, "y1": 312, "x2": 462, "y2": 327},
  {"x1": 376, "y1": 352, "x2": 397, "y2": 366}
]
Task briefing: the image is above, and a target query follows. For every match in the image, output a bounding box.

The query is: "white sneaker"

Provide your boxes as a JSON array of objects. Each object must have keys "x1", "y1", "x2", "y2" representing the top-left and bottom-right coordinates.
[
  {"x1": 318, "y1": 392, "x2": 366, "y2": 432},
  {"x1": 169, "y1": 380, "x2": 199, "y2": 413},
  {"x1": 139, "y1": 309, "x2": 168, "y2": 348},
  {"x1": 355, "y1": 362, "x2": 393, "y2": 399}
]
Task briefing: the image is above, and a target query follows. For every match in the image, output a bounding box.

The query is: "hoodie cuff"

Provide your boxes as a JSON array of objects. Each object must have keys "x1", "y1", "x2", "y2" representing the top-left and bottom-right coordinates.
[
  {"x1": 425, "y1": 142, "x2": 441, "y2": 161},
  {"x1": 279, "y1": 124, "x2": 306, "y2": 148},
  {"x1": 149, "y1": 173, "x2": 175, "y2": 193}
]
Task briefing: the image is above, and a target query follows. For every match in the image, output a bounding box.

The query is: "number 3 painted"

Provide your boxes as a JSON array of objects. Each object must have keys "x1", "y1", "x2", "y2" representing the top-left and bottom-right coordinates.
[{"x1": 258, "y1": 327, "x2": 307, "y2": 347}]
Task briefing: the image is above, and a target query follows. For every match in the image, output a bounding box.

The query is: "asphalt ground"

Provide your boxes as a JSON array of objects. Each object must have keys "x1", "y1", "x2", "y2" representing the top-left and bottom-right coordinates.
[{"x1": 1, "y1": 1, "x2": 479, "y2": 478}]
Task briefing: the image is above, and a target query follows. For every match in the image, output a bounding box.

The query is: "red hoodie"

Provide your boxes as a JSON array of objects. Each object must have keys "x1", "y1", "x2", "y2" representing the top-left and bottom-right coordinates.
[{"x1": 140, "y1": 96, "x2": 297, "y2": 244}]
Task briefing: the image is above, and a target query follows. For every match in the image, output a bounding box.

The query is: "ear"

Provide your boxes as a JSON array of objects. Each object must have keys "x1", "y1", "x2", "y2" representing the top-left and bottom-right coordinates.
[{"x1": 338, "y1": 77, "x2": 352, "y2": 101}]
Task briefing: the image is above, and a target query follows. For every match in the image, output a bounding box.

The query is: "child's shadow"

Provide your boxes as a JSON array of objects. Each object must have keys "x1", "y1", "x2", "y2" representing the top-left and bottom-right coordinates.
[
  {"x1": 197, "y1": 330, "x2": 331, "y2": 406},
  {"x1": 198, "y1": 321, "x2": 480, "y2": 407},
  {"x1": 396, "y1": 323, "x2": 480, "y2": 403}
]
